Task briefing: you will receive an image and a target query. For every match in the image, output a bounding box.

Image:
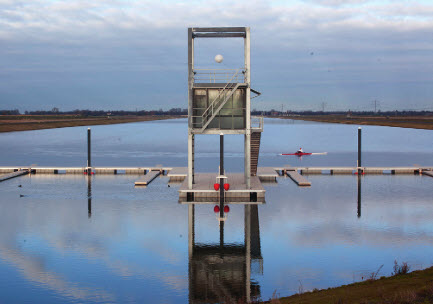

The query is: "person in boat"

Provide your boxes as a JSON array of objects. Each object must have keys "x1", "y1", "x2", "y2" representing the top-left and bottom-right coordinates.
[{"x1": 297, "y1": 147, "x2": 303, "y2": 154}]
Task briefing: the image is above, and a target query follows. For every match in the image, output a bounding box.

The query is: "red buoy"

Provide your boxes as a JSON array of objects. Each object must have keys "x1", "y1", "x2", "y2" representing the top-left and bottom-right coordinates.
[
  {"x1": 224, "y1": 183, "x2": 230, "y2": 191},
  {"x1": 214, "y1": 183, "x2": 220, "y2": 191},
  {"x1": 224, "y1": 205, "x2": 230, "y2": 213},
  {"x1": 214, "y1": 205, "x2": 220, "y2": 213}
]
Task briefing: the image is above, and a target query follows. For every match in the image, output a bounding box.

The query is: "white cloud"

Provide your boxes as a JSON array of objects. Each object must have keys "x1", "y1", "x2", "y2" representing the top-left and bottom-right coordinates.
[{"x1": 0, "y1": 0, "x2": 432, "y2": 110}]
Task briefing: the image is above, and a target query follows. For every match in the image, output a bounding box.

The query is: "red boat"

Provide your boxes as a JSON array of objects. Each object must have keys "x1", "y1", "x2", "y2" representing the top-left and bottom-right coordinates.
[
  {"x1": 281, "y1": 152, "x2": 313, "y2": 156},
  {"x1": 280, "y1": 152, "x2": 327, "y2": 156}
]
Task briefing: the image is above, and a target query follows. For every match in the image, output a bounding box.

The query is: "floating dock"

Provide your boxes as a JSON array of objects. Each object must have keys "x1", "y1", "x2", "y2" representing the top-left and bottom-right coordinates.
[
  {"x1": 0, "y1": 167, "x2": 170, "y2": 175},
  {"x1": 275, "y1": 166, "x2": 433, "y2": 175},
  {"x1": 135, "y1": 170, "x2": 161, "y2": 186},
  {"x1": 286, "y1": 170, "x2": 311, "y2": 186},
  {"x1": 167, "y1": 167, "x2": 188, "y2": 181},
  {"x1": 256, "y1": 167, "x2": 279, "y2": 181},
  {"x1": 1, "y1": 166, "x2": 432, "y2": 189},
  {"x1": 422, "y1": 170, "x2": 433, "y2": 178},
  {"x1": 0, "y1": 169, "x2": 30, "y2": 182},
  {"x1": 178, "y1": 173, "x2": 265, "y2": 204}
]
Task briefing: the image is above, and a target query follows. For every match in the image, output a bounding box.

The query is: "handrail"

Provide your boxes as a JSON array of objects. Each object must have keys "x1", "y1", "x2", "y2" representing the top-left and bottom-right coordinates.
[
  {"x1": 201, "y1": 69, "x2": 240, "y2": 123},
  {"x1": 200, "y1": 83, "x2": 241, "y2": 132},
  {"x1": 194, "y1": 68, "x2": 245, "y2": 83},
  {"x1": 251, "y1": 116, "x2": 264, "y2": 132}
]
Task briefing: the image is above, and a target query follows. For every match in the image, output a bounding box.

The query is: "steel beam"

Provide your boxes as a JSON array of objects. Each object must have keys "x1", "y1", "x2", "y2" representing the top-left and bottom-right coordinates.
[
  {"x1": 193, "y1": 33, "x2": 245, "y2": 38},
  {"x1": 192, "y1": 27, "x2": 246, "y2": 33},
  {"x1": 245, "y1": 27, "x2": 251, "y2": 188}
]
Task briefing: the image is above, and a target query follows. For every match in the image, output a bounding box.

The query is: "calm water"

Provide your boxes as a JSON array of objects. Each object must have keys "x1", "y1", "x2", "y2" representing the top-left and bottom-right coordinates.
[{"x1": 0, "y1": 118, "x2": 433, "y2": 303}]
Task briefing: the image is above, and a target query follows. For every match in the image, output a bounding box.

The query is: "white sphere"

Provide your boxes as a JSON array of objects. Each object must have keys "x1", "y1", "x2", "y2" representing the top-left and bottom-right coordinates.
[{"x1": 215, "y1": 54, "x2": 223, "y2": 63}]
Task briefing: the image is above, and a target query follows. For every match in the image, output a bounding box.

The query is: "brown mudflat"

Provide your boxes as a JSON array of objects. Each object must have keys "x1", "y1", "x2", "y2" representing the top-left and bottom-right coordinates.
[
  {"x1": 275, "y1": 115, "x2": 433, "y2": 130},
  {"x1": 0, "y1": 115, "x2": 180, "y2": 133}
]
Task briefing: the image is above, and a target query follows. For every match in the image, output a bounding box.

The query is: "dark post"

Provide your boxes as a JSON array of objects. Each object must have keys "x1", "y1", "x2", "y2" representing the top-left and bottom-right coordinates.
[
  {"x1": 87, "y1": 128, "x2": 91, "y2": 174},
  {"x1": 220, "y1": 221, "x2": 224, "y2": 251},
  {"x1": 220, "y1": 134, "x2": 224, "y2": 218},
  {"x1": 357, "y1": 175, "x2": 361, "y2": 218},
  {"x1": 358, "y1": 127, "x2": 362, "y2": 173},
  {"x1": 87, "y1": 176, "x2": 92, "y2": 218}
]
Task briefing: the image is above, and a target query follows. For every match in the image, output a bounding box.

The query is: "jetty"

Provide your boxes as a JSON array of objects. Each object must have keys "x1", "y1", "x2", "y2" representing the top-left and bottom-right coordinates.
[
  {"x1": 0, "y1": 169, "x2": 31, "y2": 182},
  {"x1": 285, "y1": 170, "x2": 311, "y2": 186},
  {"x1": 134, "y1": 170, "x2": 162, "y2": 186}
]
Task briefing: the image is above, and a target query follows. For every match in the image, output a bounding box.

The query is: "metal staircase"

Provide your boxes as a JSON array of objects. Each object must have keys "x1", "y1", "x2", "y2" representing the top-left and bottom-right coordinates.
[
  {"x1": 250, "y1": 131, "x2": 261, "y2": 176},
  {"x1": 199, "y1": 70, "x2": 243, "y2": 132}
]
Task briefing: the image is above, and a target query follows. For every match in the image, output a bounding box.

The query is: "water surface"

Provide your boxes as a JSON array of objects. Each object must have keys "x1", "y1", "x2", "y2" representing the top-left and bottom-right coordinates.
[{"x1": 0, "y1": 118, "x2": 432, "y2": 303}]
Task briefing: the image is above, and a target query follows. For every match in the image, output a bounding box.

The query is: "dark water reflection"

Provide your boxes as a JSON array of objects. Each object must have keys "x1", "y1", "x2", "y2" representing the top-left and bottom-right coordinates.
[
  {"x1": 1, "y1": 119, "x2": 433, "y2": 303},
  {"x1": 188, "y1": 204, "x2": 262, "y2": 303}
]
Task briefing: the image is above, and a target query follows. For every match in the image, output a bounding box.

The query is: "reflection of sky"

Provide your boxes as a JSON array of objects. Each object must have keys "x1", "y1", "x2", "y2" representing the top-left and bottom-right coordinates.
[
  {"x1": 1, "y1": 119, "x2": 433, "y2": 302},
  {"x1": 0, "y1": 173, "x2": 433, "y2": 302}
]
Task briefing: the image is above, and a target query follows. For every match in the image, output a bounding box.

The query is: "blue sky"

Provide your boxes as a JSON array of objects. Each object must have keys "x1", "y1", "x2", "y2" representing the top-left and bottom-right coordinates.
[{"x1": 0, "y1": 0, "x2": 432, "y2": 111}]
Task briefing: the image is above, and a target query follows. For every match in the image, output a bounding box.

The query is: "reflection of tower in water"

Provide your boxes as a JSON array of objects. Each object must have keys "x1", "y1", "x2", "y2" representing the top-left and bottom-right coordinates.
[
  {"x1": 188, "y1": 204, "x2": 262, "y2": 303},
  {"x1": 357, "y1": 175, "x2": 362, "y2": 218},
  {"x1": 87, "y1": 176, "x2": 92, "y2": 218}
]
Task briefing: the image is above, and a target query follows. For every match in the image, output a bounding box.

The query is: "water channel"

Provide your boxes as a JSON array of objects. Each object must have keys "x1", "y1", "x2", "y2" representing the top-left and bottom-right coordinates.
[{"x1": 0, "y1": 118, "x2": 432, "y2": 303}]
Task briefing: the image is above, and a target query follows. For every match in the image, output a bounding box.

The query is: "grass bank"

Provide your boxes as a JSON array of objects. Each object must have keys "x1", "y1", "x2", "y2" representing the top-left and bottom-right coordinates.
[
  {"x1": 264, "y1": 266, "x2": 433, "y2": 304},
  {"x1": 274, "y1": 115, "x2": 433, "y2": 130},
  {"x1": 0, "y1": 115, "x2": 181, "y2": 133}
]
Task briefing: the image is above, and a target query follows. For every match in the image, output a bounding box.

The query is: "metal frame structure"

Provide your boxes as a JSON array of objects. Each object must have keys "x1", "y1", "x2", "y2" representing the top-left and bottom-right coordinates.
[{"x1": 188, "y1": 27, "x2": 253, "y2": 189}]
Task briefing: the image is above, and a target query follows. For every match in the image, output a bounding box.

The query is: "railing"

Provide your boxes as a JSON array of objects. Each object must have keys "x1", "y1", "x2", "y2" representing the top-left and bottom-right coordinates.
[
  {"x1": 194, "y1": 69, "x2": 245, "y2": 83},
  {"x1": 251, "y1": 116, "x2": 264, "y2": 132},
  {"x1": 200, "y1": 69, "x2": 242, "y2": 131}
]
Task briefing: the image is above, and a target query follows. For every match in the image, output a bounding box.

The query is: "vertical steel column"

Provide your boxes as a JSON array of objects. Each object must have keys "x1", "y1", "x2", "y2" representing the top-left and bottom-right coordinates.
[
  {"x1": 188, "y1": 28, "x2": 195, "y2": 189},
  {"x1": 244, "y1": 27, "x2": 251, "y2": 188},
  {"x1": 245, "y1": 204, "x2": 251, "y2": 303},
  {"x1": 220, "y1": 221, "x2": 224, "y2": 250},
  {"x1": 220, "y1": 134, "x2": 224, "y2": 218},
  {"x1": 188, "y1": 134, "x2": 195, "y2": 188},
  {"x1": 188, "y1": 203, "x2": 194, "y2": 304},
  {"x1": 358, "y1": 127, "x2": 362, "y2": 173},
  {"x1": 188, "y1": 204, "x2": 195, "y2": 257},
  {"x1": 87, "y1": 128, "x2": 91, "y2": 174}
]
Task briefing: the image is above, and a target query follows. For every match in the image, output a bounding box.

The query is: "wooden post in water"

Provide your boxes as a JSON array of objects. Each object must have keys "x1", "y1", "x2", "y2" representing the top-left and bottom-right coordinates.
[
  {"x1": 358, "y1": 127, "x2": 362, "y2": 174},
  {"x1": 219, "y1": 134, "x2": 224, "y2": 219},
  {"x1": 87, "y1": 128, "x2": 91, "y2": 174}
]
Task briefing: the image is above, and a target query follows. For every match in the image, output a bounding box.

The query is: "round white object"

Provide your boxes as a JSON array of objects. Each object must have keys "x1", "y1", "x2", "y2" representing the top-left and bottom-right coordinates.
[{"x1": 214, "y1": 54, "x2": 223, "y2": 63}]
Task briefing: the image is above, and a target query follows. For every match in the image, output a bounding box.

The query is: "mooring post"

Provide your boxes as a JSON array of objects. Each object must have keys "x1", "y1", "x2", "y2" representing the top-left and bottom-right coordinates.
[
  {"x1": 358, "y1": 127, "x2": 362, "y2": 174},
  {"x1": 87, "y1": 128, "x2": 91, "y2": 174},
  {"x1": 220, "y1": 134, "x2": 224, "y2": 219}
]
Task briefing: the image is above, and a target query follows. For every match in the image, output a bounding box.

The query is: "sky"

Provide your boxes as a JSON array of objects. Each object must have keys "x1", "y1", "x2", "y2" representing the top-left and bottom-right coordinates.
[{"x1": 0, "y1": 0, "x2": 432, "y2": 112}]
